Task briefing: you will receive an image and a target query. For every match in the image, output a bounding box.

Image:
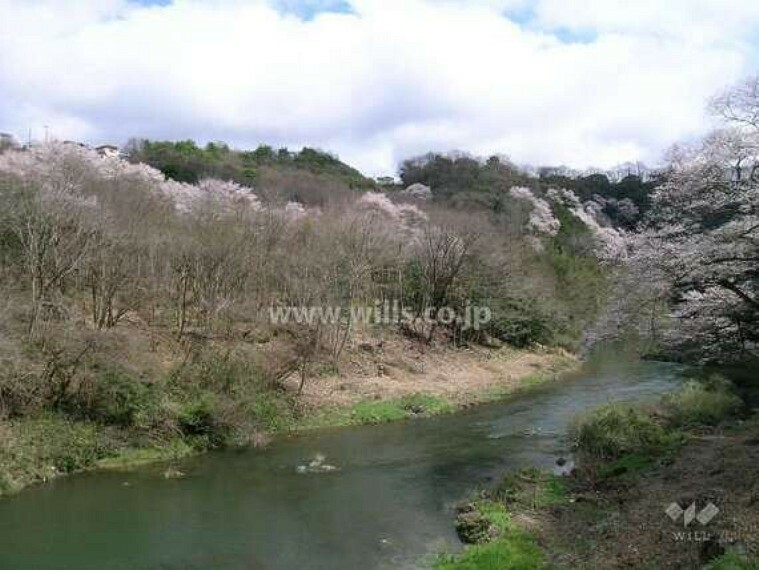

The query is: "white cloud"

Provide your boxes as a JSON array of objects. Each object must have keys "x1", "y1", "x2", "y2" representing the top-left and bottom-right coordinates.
[{"x1": 1, "y1": 0, "x2": 758, "y2": 175}]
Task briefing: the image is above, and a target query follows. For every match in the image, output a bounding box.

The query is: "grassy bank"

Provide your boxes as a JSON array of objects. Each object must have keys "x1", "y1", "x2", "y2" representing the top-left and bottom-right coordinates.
[
  {"x1": 0, "y1": 348, "x2": 577, "y2": 497},
  {"x1": 436, "y1": 374, "x2": 759, "y2": 569},
  {"x1": 294, "y1": 354, "x2": 577, "y2": 431},
  {"x1": 0, "y1": 416, "x2": 194, "y2": 494}
]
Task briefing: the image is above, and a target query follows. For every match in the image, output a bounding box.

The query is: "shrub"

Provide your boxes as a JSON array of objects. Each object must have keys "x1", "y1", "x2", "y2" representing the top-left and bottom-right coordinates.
[
  {"x1": 86, "y1": 370, "x2": 159, "y2": 428},
  {"x1": 177, "y1": 392, "x2": 225, "y2": 444},
  {"x1": 571, "y1": 403, "x2": 672, "y2": 460},
  {"x1": 174, "y1": 349, "x2": 270, "y2": 395},
  {"x1": 486, "y1": 298, "x2": 556, "y2": 348},
  {"x1": 662, "y1": 380, "x2": 742, "y2": 427},
  {"x1": 242, "y1": 391, "x2": 294, "y2": 432},
  {"x1": 0, "y1": 364, "x2": 45, "y2": 418}
]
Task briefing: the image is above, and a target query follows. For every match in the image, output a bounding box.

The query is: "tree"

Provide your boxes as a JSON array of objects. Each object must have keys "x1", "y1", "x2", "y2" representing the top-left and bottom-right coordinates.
[
  {"x1": 621, "y1": 77, "x2": 759, "y2": 362},
  {"x1": 0, "y1": 148, "x2": 98, "y2": 337}
]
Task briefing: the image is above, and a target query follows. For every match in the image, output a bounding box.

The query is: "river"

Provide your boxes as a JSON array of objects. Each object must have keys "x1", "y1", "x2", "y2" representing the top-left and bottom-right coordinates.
[{"x1": 0, "y1": 354, "x2": 684, "y2": 569}]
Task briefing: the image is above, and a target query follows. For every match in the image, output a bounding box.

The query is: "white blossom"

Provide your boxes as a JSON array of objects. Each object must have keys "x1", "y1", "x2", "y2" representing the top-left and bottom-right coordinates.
[
  {"x1": 546, "y1": 187, "x2": 626, "y2": 260},
  {"x1": 357, "y1": 191, "x2": 427, "y2": 240},
  {"x1": 508, "y1": 186, "x2": 560, "y2": 237},
  {"x1": 622, "y1": 126, "x2": 759, "y2": 361}
]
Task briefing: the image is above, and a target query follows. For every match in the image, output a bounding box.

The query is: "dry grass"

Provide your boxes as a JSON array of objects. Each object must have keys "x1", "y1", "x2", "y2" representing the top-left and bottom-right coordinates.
[{"x1": 282, "y1": 331, "x2": 576, "y2": 410}]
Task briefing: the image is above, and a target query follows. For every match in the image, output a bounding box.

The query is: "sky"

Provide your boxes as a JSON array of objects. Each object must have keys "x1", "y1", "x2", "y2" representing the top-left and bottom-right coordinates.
[{"x1": 1, "y1": 0, "x2": 759, "y2": 176}]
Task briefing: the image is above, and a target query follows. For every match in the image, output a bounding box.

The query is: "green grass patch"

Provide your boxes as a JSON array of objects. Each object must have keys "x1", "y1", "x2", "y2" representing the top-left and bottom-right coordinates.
[
  {"x1": 351, "y1": 399, "x2": 410, "y2": 423},
  {"x1": 95, "y1": 440, "x2": 194, "y2": 470},
  {"x1": 495, "y1": 468, "x2": 569, "y2": 510},
  {"x1": 435, "y1": 470, "x2": 565, "y2": 570},
  {"x1": 569, "y1": 402, "x2": 685, "y2": 483},
  {"x1": 435, "y1": 530, "x2": 543, "y2": 570},
  {"x1": 437, "y1": 499, "x2": 544, "y2": 570},
  {"x1": 295, "y1": 393, "x2": 455, "y2": 430},
  {"x1": 352, "y1": 393, "x2": 454, "y2": 424},
  {"x1": 570, "y1": 375, "x2": 743, "y2": 483},
  {"x1": 708, "y1": 550, "x2": 759, "y2": 569},
  {"x1": 596, "y1": 452, "x2": 658, "y2": 479},
  {"x1": 474, "y1": 500, "x2": 512, "y2": 533}
]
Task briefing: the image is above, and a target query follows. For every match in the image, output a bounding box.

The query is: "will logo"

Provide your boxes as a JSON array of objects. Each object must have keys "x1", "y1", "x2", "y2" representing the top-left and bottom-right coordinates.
[{"x1": 665, "y1": 502, "x2": 719, "y2": 527}]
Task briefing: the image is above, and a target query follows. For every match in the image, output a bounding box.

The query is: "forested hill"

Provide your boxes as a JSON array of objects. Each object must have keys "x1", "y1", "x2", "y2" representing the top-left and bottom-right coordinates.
[
  {"x1": 398, "y1": 153, "x2": 658, "y2": 230},
  {"x1": 125, "y1": 138, "x2": 378, "y2": 201},
  {"x1": 126, "y1": 138, "x2": 657, "y2": 230}
]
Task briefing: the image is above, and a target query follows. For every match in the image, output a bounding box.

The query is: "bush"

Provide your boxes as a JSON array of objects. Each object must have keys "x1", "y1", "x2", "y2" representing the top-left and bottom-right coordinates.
[
  {"x1": 171, "y1": 350, "x2": 296, "y2": 444},
  {"x1": 486, "y1": 297, "x2": 557, "y2": 348},
  {"x1": 662, "y1": 380, "x2": 742, "y2": 427},
  {"x1": 0, "y1": 363, "x2": 45, "y2": 418},
  {"x1": 175, "y1": 350, "x2": 257, "y2": 393},
  {"x1": 86, "y1": 370, "x2": 159, "y2": 428},
  {"x1": 241, "y1": 391, "x2": 294, "y2": 433},
  {"x1": 571, "y1": 403, "x2": 672, "y2": 460},
  {"x1": 178, "y1": 392, "x2": 225, "y2": 444}
]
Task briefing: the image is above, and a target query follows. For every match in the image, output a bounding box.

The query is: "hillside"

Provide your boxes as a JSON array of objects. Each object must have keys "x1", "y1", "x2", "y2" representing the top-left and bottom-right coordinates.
[{"x1": 126, "y1": 139, "x2": 378, "y2": 198}]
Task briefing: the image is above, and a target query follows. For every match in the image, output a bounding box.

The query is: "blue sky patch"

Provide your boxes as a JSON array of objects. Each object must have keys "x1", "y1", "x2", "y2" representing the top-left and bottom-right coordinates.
[{"x1": 130, "y1": 0, "x2": 353, "y2": 20}]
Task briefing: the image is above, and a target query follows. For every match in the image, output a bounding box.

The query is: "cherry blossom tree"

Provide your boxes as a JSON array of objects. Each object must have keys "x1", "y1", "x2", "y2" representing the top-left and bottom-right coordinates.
[
  {"x1": 508, "y1": 186, "x2": 560, "y2": 237},
  {"x1": 621, "y1": 78, "x2": 759, "y2": 362}
]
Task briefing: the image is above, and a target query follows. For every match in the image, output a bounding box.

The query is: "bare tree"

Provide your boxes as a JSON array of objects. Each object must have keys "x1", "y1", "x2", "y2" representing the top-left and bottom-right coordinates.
[{"x1": 2, "y1": 175, "x2": 95, "y2": 337}]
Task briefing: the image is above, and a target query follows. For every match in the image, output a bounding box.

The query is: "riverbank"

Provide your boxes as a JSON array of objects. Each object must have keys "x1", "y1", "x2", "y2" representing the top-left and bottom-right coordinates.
[
  {"x1": 0, "y1": 342, "x2": 577, "y2": 497},
  {"x1": 437, "y1": 375, "x2": 759, "y2": 569},
  {"x1": 289, "y1": 341, "x2": 577, "y2": 429}
]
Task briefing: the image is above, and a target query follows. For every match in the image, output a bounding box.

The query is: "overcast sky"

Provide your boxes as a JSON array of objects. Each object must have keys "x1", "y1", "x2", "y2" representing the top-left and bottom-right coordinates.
[{"x1": 2, "y1": 0, "x2": 759, "y2": 176}]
